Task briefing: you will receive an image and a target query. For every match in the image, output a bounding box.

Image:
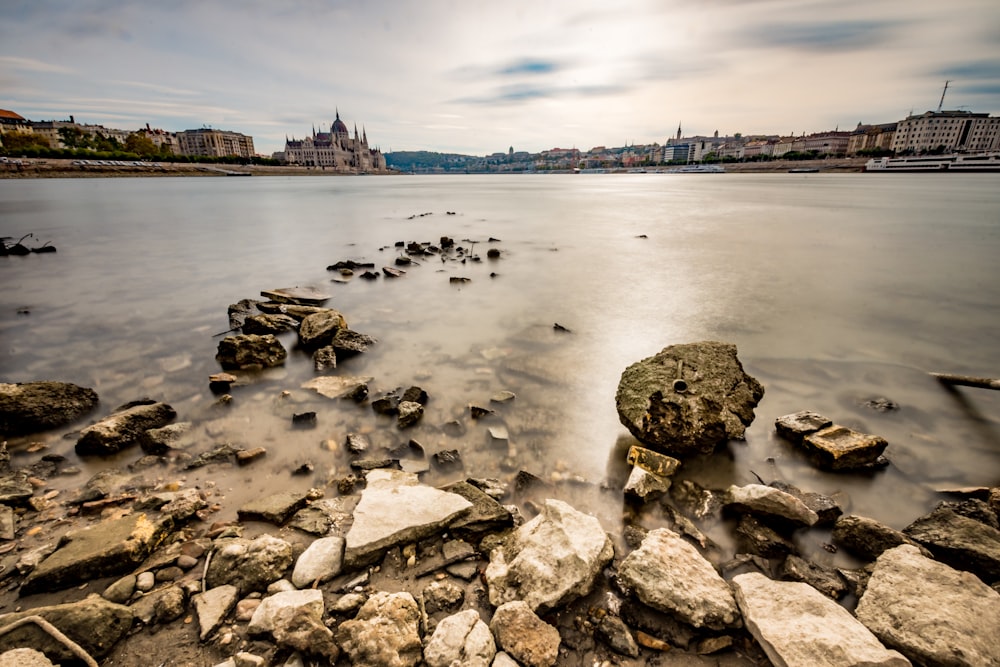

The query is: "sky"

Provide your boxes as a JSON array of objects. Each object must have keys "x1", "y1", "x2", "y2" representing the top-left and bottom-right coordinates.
[{"x1": 2, "y1": 0, "x2": 999, "y2": 157}]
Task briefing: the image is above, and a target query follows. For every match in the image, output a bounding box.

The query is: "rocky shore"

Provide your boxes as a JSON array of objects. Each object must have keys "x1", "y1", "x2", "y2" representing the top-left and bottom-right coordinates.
[{"x1": 1, "y1": 234, "x2": 998, "y2": 667}]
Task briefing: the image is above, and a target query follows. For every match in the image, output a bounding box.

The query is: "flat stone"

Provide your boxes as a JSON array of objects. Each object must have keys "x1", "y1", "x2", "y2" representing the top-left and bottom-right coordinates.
[
  {"x1": 0, "y1": 475, "x2": 33, "y2": 505},
  {"x1": 800, "y1": 425, "x2": 888, "y2": 471},
  {"x1": 0, "y1": 648, "x2": 54, "y2": 667},
  {"x1": 260, "y1": 286, "x2": 330, "y2": 306},
  {"x1": 441, "y1": 480, "x2": 513, "y2": 538},
  {"x1": 291, "y1": 536, "x2": 345, "y2": 588},
  {"x1": 626, "y1": 445, "x2": 681, "y2": 477},
  {"x1": 237, "y1": 491, "x2": 310, "y2": 526},
  {"x1": 733, "y1": 572, "x2": 909, "y2": 667},
  {"x1": 856, "y1": 544, "x2": 1000, "y2": 667},
  {"x1": 491, "y1": 391, "x2": 516, "y2": 403},
  {"x1": 902, "y1": 507, "x2": 1000, "y2": 582},
  {"x1": 0, "y1": 504, "x2": 15, "y2": 540},
  {"x1": 242, "y1": 313, "x2": 299, "y2": 335},
  {"x1": 21, "y1": 512, "x2": 174, "y2": 595},
  {"x1": 774, "y1": 410, "x2": 832, "y2": 444},
  {"x1": 725, "y1": 483, "x2": 819, "y2": 527},
  {"x1": 779, "y1": 555, "x2": 849, "y2": 599},
  {"x1": 302, "y1": 376, "x2": 373, "y2": 399},
  {"x1": 343, "y1": 469, "x2": 472, "y2": 569},
  {"x1": 193, "y1": 584, "x2": 239, "y2": 641},
  {"x1": 0, "y1": 594, "x2": 132, "y2": 662},
  {"x1": 769, "y1": 481, "x2": 843, "y2": 526}
]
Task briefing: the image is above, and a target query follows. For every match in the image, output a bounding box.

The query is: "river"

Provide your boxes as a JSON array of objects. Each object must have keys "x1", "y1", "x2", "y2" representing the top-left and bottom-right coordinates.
[{"x1": 1, "y1": 173, "x2": 998, "y2": 562}]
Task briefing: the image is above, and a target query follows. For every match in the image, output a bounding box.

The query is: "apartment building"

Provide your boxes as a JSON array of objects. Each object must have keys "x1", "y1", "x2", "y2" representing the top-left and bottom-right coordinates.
[{"x1": 177, "y1": 128, "x2": 255, "y2": 159}]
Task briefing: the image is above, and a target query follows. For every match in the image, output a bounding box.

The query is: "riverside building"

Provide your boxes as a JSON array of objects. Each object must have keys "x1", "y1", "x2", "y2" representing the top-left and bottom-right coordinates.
[{"x1": 282, "y1": 111, "x2": 387, "y2": 173}]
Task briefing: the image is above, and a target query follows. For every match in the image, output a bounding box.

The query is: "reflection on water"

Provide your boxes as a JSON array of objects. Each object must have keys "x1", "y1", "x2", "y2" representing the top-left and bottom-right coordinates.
[{"x1": 1, "y1": 174, "x2": 999, "y2": 563}]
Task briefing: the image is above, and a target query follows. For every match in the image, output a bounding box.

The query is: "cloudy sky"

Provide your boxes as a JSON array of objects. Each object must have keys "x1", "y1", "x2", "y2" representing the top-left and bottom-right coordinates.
[{"x1": 2, "y1": 0, "x2": 998, "y2": 156}]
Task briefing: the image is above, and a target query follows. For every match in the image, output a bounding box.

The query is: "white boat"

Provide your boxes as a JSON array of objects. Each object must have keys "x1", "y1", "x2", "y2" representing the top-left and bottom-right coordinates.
[
  {"x1": 667, "y1": 164, "x2": 725, "y2": 173},
  {"x1": 864, "y1": 152, "x2": 1000, "y2": 172}
]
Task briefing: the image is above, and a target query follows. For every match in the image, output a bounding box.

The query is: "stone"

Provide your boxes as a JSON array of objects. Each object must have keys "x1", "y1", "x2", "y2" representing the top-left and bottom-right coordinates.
[
  {"x1": 595, "y1": 613, "x2": 640, "y2": 658},
  {"x1": 935, "y1": 498, "x2": 1000, "y2": 530},
  {"x1": 331, "y1": 328, "x2": 377, "y2": 357},
  {"x1": 440, "y1": 480, "x2": 513, "y2": 538},
  {"x1": 491, "y1": 390, "x2": 516, "y2": 403},
  {"x1": 733, "y1": 572, "x2": 909, "y2": 667},
  {"x1": 159, "y1": 487, "x2": 208, "y2": 520},
  {"x1": 902, "y1": 507, "x2": 1000, "y2": 582},
  {"x1": 301, "y1": 375, "x2": 373, "y2": 399},
  {"x1": 423, "y1": 609, "x2": 495, "y2": 667},
  {"x1": 136, "y1": 571, "x2": 155, "y2": 592},
  {"x1": 769, "y1": 481, "x2": 843, "y2": 526},
  {"x1": 75, "y1": 401, "x2": 176, "y2": 456},
  {"x1": 336, "y1": 591, "x2": 422, "y2": 667},
  {"x1": 735, "y1": 515, "x2": 797, "y2": 559},
  {"x1": 215, "y1": 334, "x2": 287, "y2": 370},
  {"x1": 141, "y1": 421, "x2": 193, "y2": 454},
  {"x1": 626, "y1": 445, "x2": 681, "y2": 477},
  {"x1": 297, "y1": 309, "x2": 347, "y2": 349},
  {"x1": 237, "y1": 491, "x2": 310, "y2": 526},
  {"x1": 228, "y1": 298, "x2": 261, "y2": 329},
  {"x1": 343, "y1": 469, "x2": 472, "y2": 568},
  {"x1": 21, "y1": 512, "x2": 174, "y2": 595},
  {"x1": 615, "y1": 341, "x2": 764, "y2": 457},
  {"x1": 194, "y1": 584, "x2": 239, "y2": 641},
  {"x1": 0, "y1": 504, "x2": 15, "y2": 539},
  {"x1": 490, "y1": 601, "x2": 560, "y2": 667},
  {"x1": 0, "y1": 594, "x2": 132, "y2": 662},
  {"x1": 209, "y1": 372, "x2": 238, "y2": 393},
  {"x1": 236, "y1": 447, "x2": 267, "y2": 466},
  {"x1": 248, "y1": 589, "x2": 324, "y2": 635},
  {"x1": 260, "y1": 286, "x2": 330, "y2": 306},
  {"x1": 623, "y1": 466, "x2": 671, "y2": 501},
  {"x1": 800, "y1": 425, "x2": 888, "y2": 471},
  {"x1": 397, "y1": 400, "x2": 423, "y2": 428},
  {"x1": 103, "y1": 574, "x2": 137, "y2": 604},
  {"x1": 0, "y1": 381, "x2": 99, "y2": 436},
  {"x1": 0, "y1": 648, "x2": 54, "y2": 667},
  {"x1": 291, "y1": 536, "x2": 345, "y2": 588},
  {"x1": 0, "y1": 474, "x2": 32, "y2": 505},
  {"x1": 131, "y1": 583, "x2": 186, "y2": 625},
  {"x1": 242, "y1": 313, "x2": 299, "y2": 335},
  {"x1": 779, "y1": 555, "x2": 848, "y2": 599},
  {"x1": 618, "y1": 527, "x2": 740, "y2": 630},
  {"x1": 205, "y1": 534, "x2": 294, "y2": 595},
  {"x1": 774, "y1": 410, "x2": 832, "y2": 444},
  {"x1": 725, "y1": 483, "x2": 819, "y2": 527},
  {"x1": 422, "y1": 580, "x2": 464, "y2": 614},
  {"x1": 271, "y1": 604, "x2": 339, "y2": 662},
  {"x1": 485, "y1": 498, "x2": 614, "y2": 614},
  {"x1": 832, "y1": 515, "x2": 928, "y2": 561},
  {"x1": 856, "y1": 544, "x2": 1000, "y2": 667}
]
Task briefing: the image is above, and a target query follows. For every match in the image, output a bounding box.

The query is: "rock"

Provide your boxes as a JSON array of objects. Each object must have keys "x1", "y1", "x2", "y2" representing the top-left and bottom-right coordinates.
[
  {"x1": 136, "y1": 571, "x2": 155, "y2": 592},
  {"x1": 242, "y1": 313, "x2": 299, "y2": 335},
  {"x1": 769, "y1": 481, "x2": 843, "y2": 526},
  {"x1": 205, "y1": 534, "x2": 294, "y2": 595},
  {"x1": 779, "y1": 555, "x2": 848, "y2": 599},
  {"x1": 248, "y1": 588, "x2": 324, "y2": 635},
  {"x1": 440, "y1": 480, "x2": 513, "y2": 538},
  {"x1": 130, "y1": 583, "x2": 186, "y2": 625},
  {"x1": 345, "y1": 432, "x2": 370, "y2": 454},
  {"x1": 236, "y1": 447, "x2": 267, "y2": 466},
  {"x1": 618, "y1": 527, "x2": 740, "y2": 630},
  {"x1": 422, "y1": 580, "x2": 464, "y2": 614},
  {"x1": 141, "y1": 421, "x2": 193, "y2": 454},
  {"x1": 297, "y1": 309, "x2": 347, "y2": 349},
  {"x1": 626, "y1": 445, "x2": 681, "y2": 477},
  {"x1": 291, "y1": 536, "x2": 345, "y2": 588},
  {"x1": 260, "y1": 286, "x2": 330, "y2": 306},
  {"x1": 401, "y1": 386, "x2": 428, "y2": 404},
  {"x1": 228, "y1": 299, "x2": 261, "y2": 329},
  {"x1": 0, "y1": 594, "x2": 132, "y2": 662},
  {"x1": 397, "y1": 400, "x2": 423, "y2": 428},
  {"x1": 832, "y1": 515, "x2": 928, "y2": 561},
  {"x1": 735, "y1": 515, "x2": 797, "y2": 559},
  {"x1": 595, "y1": 613, "x2": 640, "y2": 658},
  {"x1": 423, "y1": 609, "x2": 496, "y2": 667},
  {"x1": 902, "y1": 507, "x2": 1000, "y2": 582},
  {"x1": 331, "y1": 328, "x2": 377, "y2": 357},
  {"x1": 615, "y1": 341, "x2": 764, "y2": 457},
  {"x1": 0, "y1": 648, "x2": 53, "y2": 667},
  {"x1": 337, "y1": 591, "x2": 423, "y2": 667},
  {"x1": 75, "y1": 401, "x2": 176, "y2": 456},
  {"x1": 102, "y1": 574, "x2": 137, "y2": 604},
  {"x1": 0, "y1": 475, "x2": 32, "y2": 506},
  {"x1": 490, "y1": 601, "x2": 560, "y2": 667},
  {"x1": 237, "y1": 491, "x2": 310, "y2": 526},
  {"x1": 623, "y1": 466, "x2": 671, "y2": 501},
  {"x1": 0, "y1": 381, "x2": 99, "y2": 436},
  {"x1": 800, "y1": 425, "x2": 888, "y2": 471},
  {"x1": 271, "y1": 605, "x2": 339, "y2": 662},
  {"x1": 343, "y1": 469, "x2": 472, "y2": 568},
  {"x1": 725, "y1": 483, "x2": 819, "y2": 528},
  {"x1": 485, "y1": 498, "x2": 614, "y2": 613},
  {"x1": 491, "y1": 390, "x2": 516, "y2": 403},
  {"x1": 215, "y1": 334, "x2": 287, "y2": 370},
  {"x1": 312, "y1": 346, "x2": 337, "y2": 371},
  {"x1": 194, "y1": 584, "x2": 239, "y2": 641},
  {"x1": 856, "y1": 544, "x2": 1000, "y2": 667},
  {"x1": 733, "y1": 572, "x2": 909, "y2": 667},
  {"x1": 209, "y1": 372, "x2": 238, "y2": 393},
  {"x1": 774, "y1": 410, "x2": 832, "y2": 444},
  {"x1": 302, "y1": 375, "x2": 373, "y2": 399},
  {"x1": 21, "y1": 512, "x2": 174, "y2": 595},
  {"x1": 935, "y1": 498, "x2": 1000, "y2": 530},
  {"x1": 159, "y1": 487, "x2": 207, "y2": 520}
]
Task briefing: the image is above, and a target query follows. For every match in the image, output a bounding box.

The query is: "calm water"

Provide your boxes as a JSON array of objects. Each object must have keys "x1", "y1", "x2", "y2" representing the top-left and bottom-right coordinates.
[{"x1": 2, "y1": 174, "x2": 999, "y2": 558}]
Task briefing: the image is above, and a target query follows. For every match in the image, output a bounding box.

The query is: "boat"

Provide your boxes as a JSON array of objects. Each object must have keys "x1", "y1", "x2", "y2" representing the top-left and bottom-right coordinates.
[
  {"x1": 666, "y1": 164, "x2": 725, "y2": 173},
  {"x1": 864, "y1": 152, "x2": 1000, "y2": 172},
  {"x1": 788, "y1": 167, "x2": 820, "y2": 173}
]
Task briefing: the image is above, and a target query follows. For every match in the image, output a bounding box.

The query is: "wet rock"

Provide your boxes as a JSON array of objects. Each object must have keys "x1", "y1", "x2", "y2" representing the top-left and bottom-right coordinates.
[
  {"x1": 21, "y1": 512, "x2": 175, "y2": 595},
  {"x1": 302, "y1": 375, "x2": 373, "y2": 399},
  {"x1": 194, "y1": 584, "x2": 239, "y2": 641},
  {"x1": 774, "y1": 410, "x2": 832, "y2": 444},
  {"x1": 485, "y1": 498, "x2": 613, "y2": 613},
  {"x1": 903, "y1": 507, "x2": 1000, "y2": 582},
  {"x1": 615, "y1": 341, "x2": 764, "y2": 457},
  {"x1": 141, "y1": 421, "x2": 193, "y2": 454},
  {"x1": 260, "y1": 286, "x2": 330, "y2": 306},
  {"x1": 769, "y1": 480, "x2": 843, "y2": 526},
  {"x1": 236, "y1": 447, "x2": 267, "y2": 466},
  {"x1": 242, "y1": 313, "x2": 299, "y2": 335},
  {"x1": 618, "y1": 527, "x2": 740, "y2": 630},
  {"x1": 159, "y1": 487, "x2": 207, "y2": 521},
  {"x1": 595, "y1": 613, "x2": 640, "y2": 658},
  {"x1": 311, "y1": 345, "x2": 338, "y2": 371},
  {"x1": 934, "y1": 497, "x2": 1000, "y2": 530},
  {"x1": 832, "y1": 515, "x2": 928, "y2": 561},
  {"x1": 336, "y1": 591, "x2": 422, "y2": 667},
  {"x1": 345, "y1": 432, "x2": 370, "y2": 454},
  {"x1": 75, "y1": 401, "x2": 176, "y2": 456},
  {"x1": 291, "y1": 536, "x2": 344, "y2": 588},
  {"x1": 432, "y1": 449, "x2": 462, "y2": 470},
  {"x1": 401, "y1": 386, "x2": 428, "y2": 404},
  {"x1": 725, "y1": 483, "x2": 819, "y2": 528},
  {"x1": 397, "y1": 400, "x2": 424, "y2": 428},
  {"x1": 491, "y1": 390, "x2": 516, "y2": 403},
  {"x1": 0, "y1": 474, "x2": 33, "y2": 505},
  {"x1": 800, "y1": 425, "x2": 889, "y2": 471},
  {"x1": 0, "y1": 595, "x2": 132, "y2": 662},
  {"x1": 209, "y1": 372, "x2": 237, "y2": 393},
  {"x1": 626, "y1": 445, "x2": 681, "y2": 477},
  {"x1": 0, "y1": 381, "x2": 99, "y2": 436},
  {"x1": 490, "y1": 600, "x2": 560, "y2": 667},
  {"x1": 779, "y1": 555, "x2": 848, "y2": 599},
  {"x1": 237, "y1": 491, "x2": 310, "y2": 526},
  {"x1": 343, "y1": 469, "x2": 472, "y2": 569},
  {"x1": 331, "y1": 328, "x2": 377, "y2": 357},
  {"x1": 856, "y1": 544, "x2": 1000, "y2": 667},
  {"x1": 102, "y1": 574, "x2": 137, "y2": 604},
  {"x1": 184, "y1": 443, "x2": 239, "y2": 469},
  {"x1": 372, "y1": 393, "x2": 401, "y2": 415},
  {"x1": 136, "y1": 571, "x2": 155, "y2": 592},
  {"x1": 215, "y1": 334, "x2": 287, "y2": 370},
  {"x1": 442, "y1": 480, "x2": 513, "y2": 538},
  {"x1": 733, "y1": 572, "x2": 909, "y2": 667},
  {"x1": 227, "y1": 299, "x2": 261, "y2": 329},
  {"x1": 423, "y1": 608, "x2": 496, "y2": 667},
  {"x1": 205, "y1": 534, "x2": 294, "y2": 595},
  {"x1": 735, "y1": 515, "x2": 797, "y2": 559},
  {"x1": 297, "y1": 309, "x2": 347, "y2": 349},
  {"x1": 623, "y1": 467, "x2": 671, "y2": 501}
]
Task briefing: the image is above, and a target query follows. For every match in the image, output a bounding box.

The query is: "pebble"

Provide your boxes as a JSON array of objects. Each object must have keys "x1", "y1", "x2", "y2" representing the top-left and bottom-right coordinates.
[
  {"x1": 136, "y1": 571, "x2": 156, "y2": 592},
  {"x1": 234, "y1": 599, "x2": 261, "y2": 622},
  {"x1": 177, "y1": 554, "x2": 199, "y2": 570}
]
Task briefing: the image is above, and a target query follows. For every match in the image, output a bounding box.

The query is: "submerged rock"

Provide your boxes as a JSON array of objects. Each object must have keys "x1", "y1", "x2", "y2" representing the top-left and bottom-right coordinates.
[
  {"x1": 242, "y1": 313, "x2": 299, "y2": 335},
  {"x1": 0, "y1": 381, "x2": 99, "y2": 436},
  {"x1": 800, "y1": 425, "x2": 888, "y2": 471},
  {"x1": 215, "y1": 334, "x2": 287, "y2": 370},
  {"x1": 75, "y1": 401, "x2": 176, "y2": 457},
  {"x1": 615, "y1": 341, "x2": 764, "y2": 457}
]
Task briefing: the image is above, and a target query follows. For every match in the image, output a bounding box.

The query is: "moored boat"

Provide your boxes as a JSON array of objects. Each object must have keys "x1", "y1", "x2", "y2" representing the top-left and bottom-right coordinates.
[
  {"x1": 667, "y1": 164, "x2": 725, "y2": 173},
  {"x1": 864, "y1": 152, "x2": 1000, "y2": 172}
]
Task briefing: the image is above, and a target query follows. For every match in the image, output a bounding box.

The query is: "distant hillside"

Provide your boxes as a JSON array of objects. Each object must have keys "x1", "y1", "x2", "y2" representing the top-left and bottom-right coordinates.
[{"x1": 384, "y1": 151, "x2": 479, "y2": 172}]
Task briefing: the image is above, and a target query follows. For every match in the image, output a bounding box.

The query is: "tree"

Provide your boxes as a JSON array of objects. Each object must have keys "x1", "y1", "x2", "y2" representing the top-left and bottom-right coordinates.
[
  {"x1": 0, "y1": 131, "x2": 50, "y2": 152},
  {"x1": 125, "y1": 133, "x2": 158, "y2": 157}
]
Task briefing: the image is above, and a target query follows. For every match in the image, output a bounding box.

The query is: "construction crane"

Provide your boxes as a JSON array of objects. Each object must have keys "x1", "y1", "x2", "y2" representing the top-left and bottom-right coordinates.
[{"x1": 937, "y1": 80, "x2": 950, "y2": 112}]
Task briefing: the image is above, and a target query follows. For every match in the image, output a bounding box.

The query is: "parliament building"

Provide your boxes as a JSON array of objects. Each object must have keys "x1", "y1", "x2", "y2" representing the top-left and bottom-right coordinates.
[{"x1": 282, "y1": 111, "x2": 387, "y2": 173}]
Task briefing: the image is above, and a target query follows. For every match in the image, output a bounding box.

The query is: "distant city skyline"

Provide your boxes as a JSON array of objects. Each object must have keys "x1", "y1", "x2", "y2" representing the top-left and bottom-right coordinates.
[{"x1": 2, "y1": 1, "x2": 998, "y2": 156}]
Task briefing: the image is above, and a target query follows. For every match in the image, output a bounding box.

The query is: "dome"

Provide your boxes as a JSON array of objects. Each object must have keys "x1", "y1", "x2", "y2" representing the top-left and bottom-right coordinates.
[{"x1": 332, "y1": 111, "x2": 349, "y2": 137}]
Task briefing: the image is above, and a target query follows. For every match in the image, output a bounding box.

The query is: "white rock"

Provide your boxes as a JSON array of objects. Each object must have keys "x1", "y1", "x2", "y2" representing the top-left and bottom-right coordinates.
[
  {"x1": 726, "y1": 484, "x2": 819, "y2": 527},
  {"x1": 732, "y1": 572, "x2": 910, "y2": 667},
  {"x1": 856, "y1": 544, "x2": 1000, "y2": 667},
  {"x1": 193, "y1": 584, "x2": 239, "y2": 641},
  {"x1": 0, "y1": 648, "x2": 54, "y2": 667},
  {"x1": 247, "y1": 589, "x2": 324, "y2": 635},
  {"x1": 423, "y1": 609, "x2": 496, "y2": 667},
  {"x1": 291, "y1": 536, "x2": 344, "y2": 588}
]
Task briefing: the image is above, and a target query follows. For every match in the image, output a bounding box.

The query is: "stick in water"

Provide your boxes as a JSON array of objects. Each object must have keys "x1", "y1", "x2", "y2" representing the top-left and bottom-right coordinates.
[{"x1": 930, "y1": 373, "x2": 1000, "y2": 390}]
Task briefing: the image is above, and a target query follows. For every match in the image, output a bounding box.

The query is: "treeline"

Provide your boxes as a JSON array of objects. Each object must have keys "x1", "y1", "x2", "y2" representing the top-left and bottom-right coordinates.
[{"x1": 385, "y1": 151, "x2": 479, "y2": 172}]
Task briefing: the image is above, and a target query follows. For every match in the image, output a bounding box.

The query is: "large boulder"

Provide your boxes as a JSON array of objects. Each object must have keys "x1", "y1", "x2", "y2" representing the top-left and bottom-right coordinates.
[
  {"x1": 856, "y1": 544, "x2": 1000, "y2": 667},
  {"x1": 0, "y1": 594, "x2": 132, "y2": 663},
  {"x1": 0, "y1": 381, "x2": 99, "y2": 436},
  {"x1": 75, "y1": 401, "x2": 176, "y2": 456},
  {"x1": 336, "y1": 591, "x2": 422, "y2": 667},
  {"x1": 215, "y1": 334, "x2": 286, "y2": 370},
  {"x1": 733, "y1": 572, "x2": 909, "y2": 667},
  {"x1": 903, "y1": 507, "x2": 1000, "y2": 582},
  {"x1": 485, "y1": 498, "x2": 614, "y2": 614},
  {"x1": 615, "y1": 341, "x2": 764, "y2": 457},
  {"x1": 617, "y1": 527, "x2": 740, "y2": 630}
]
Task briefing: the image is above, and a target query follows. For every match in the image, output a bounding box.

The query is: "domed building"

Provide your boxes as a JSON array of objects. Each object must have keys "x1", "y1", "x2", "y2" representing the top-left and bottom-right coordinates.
[{"x1": 283, "y1": 110, "x2": 387, "y2": 173}]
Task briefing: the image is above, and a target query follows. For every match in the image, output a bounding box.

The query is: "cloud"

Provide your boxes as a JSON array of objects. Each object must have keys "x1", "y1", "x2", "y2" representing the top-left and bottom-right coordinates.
[
  {"x1": 497, "y1": 58, "x2": 560, "y2": 76},
  {"x1": 0, "y1": 56, "x2": 74, "y2": 74},
  {"x1": 455, "y1": 82, "x2": 631, "y2": 105},
  {"x1": 937, "y1": 61, "x2": 1000, "y2": 80},
  {"x1": 745, "y1": 19, "x2": 897, "y2": 52}
]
